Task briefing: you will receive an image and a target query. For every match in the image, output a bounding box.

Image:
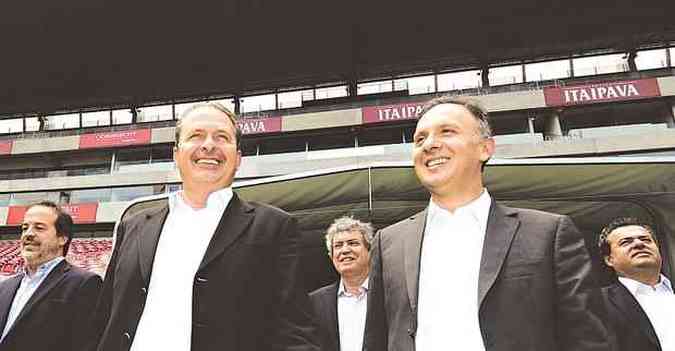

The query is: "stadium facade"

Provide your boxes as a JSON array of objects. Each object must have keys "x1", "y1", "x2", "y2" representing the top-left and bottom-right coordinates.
[{"x1": 1, "y1": 45, "x2": 675, "y2": 277}]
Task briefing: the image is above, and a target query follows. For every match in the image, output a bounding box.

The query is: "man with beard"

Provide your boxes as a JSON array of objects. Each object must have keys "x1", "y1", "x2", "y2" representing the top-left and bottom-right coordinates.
[
  {"x1": 599, "y1": 217, "x2": 673, "y2": 351},
  {"x1": 92, "y1": 102, "x2": 317, "y2": 351},
  {"x1": 0, "y1": 201, "x2": 102, "y2": 351}
]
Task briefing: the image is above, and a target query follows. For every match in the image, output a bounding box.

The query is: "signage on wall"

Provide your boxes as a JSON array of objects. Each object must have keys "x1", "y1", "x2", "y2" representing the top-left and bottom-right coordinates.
[
  {"x1": 79, "y1": 129, "x2": 152, "y2": 149},
  {"x1": 6, "y1": 203, "x2": 99, "y2": 225},
  {"x1": 0, "y1": 140, "x2": 13, "y2": 155},
  {"x1": 236, "y1": 116, "x2": 282, "y2": 135},
  {"x1": 362, "y1": 102, "x2": 425, "y2": 124},
  {"x1": 543, "y1": 78, "x2": 661, "y2": 107}
]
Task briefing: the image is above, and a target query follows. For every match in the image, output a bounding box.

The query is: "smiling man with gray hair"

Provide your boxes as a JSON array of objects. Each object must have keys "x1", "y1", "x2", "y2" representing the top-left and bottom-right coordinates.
[{"x1": 310, "y1": 216, "x2": 374, "y2": 351}]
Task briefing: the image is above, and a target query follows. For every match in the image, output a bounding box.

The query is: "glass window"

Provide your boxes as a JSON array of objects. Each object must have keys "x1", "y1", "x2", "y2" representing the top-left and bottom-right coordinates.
[
  {"x1": 278, "y1": 90, "x2": 313, "y2": 109},
  {"x1": 671, "y1": 47, "x2": 675, "y2": 67},
  {"x1": 114, "y1": 147, "x2": 151, "y2": 171},
  {"x1": 151, "y1": 145, "x2": 173, "y2": 163},
  {"x1": 70, "y1": 188, "x2": 112, "y2": 203},
  {"x1": 358, "y1": 80, "x2": 393, "y2": 95},
  {"x1": 573, "y1": 54, "x2": 627, "y2": 77},
  {"x1": 138, "y1": 104, "x2": 173, "y2": 122},
  {"x1": 45, "y1": 113, "x2": 79, "y2": 130},
  {"x1": 10, "y1": 191, "x2": 60, "y2": 206},
  {"x1": 111, "y1": 185, "x2": 163, "y2": 202},
  {"x1": 437, "y1": 70, "x2": 482, "y2": 91},
  {"x1": 525, "y1": 59, "x2": 570, "y2": 81},
  {"x1": 175, "y1": 101, "x2": 203, "y2": 119},
  {"x1": 212, "y1": 98, "x2": 236, "y2": 113},
  {"x1": 315, "y1": 85, "x2": 348, "y2": 99},
  {"x1": 358, "y1": 127, "x2": 405, "y2": 146},
  {"x1": 308, "y1": 133, "x2": 354, "y2": 151},
  {"x1": 112, "y1": 109, "x2": 133, "y2": 125},
  {"x1": 490, "y1": 65, "x2": 524, "y2": 86},
  {"x1": 82, "y1": 111, "x2": 111, "y2": 127},
  {"x1": 25, "y1": 117, "x2": 40, "y2": 132},
  {"x1": 240, "y1": 94, "x2": 276, "y2": 114},
  {"x1": 635, "y1": 48, "x2": 668, "y2": 70},
  {"x1": 0, "y1": 118, "x2": 23, "y2": 134},
  {"x1": 394, "y1": 75, "x2": 435, "y2": 95}
]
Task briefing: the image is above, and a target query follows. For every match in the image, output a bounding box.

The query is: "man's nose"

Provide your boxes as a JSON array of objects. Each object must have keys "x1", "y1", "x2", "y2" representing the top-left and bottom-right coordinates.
[
  {"x1": 422, "y1": 135, "x2": 440, "y2": 151},
  {"x1": 200, "y1": 135, "x2": 217, "y2": 151}
]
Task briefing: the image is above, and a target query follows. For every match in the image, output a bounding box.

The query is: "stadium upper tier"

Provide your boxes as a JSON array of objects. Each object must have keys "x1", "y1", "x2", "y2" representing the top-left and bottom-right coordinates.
[{"x1": 0, "y1": 62, "x2": 674, "y2": 227}]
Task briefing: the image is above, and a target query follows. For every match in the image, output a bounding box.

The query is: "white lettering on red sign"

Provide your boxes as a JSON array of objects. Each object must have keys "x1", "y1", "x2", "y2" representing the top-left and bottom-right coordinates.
[
  {"x1": 376, "y1": 105, "x2": 423, "y2": 121},
  {"x1": 562, "y1": 83, "x2": 640, "y2": 103},
  {"x1": 238, "y1": 120, "x2": 266, "y2": 134}
]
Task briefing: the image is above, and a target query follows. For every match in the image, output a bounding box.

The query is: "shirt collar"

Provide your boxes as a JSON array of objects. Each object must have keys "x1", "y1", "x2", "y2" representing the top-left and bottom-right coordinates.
[
  {"x1": 169, "y1": 187, "x2": 233, "y2": 213},
  {"x1": 426, "y1": 188, "x2": 492, "y2": 234},
  {"x1": 619, "y1": 274, "x2": 673, "y2": 295},
  {"x1": 22, "y1": 256, "x2": 64, "y2": 279},
  {"x1": 338, "y1": 276, "x2": 369, "y2": 297}
]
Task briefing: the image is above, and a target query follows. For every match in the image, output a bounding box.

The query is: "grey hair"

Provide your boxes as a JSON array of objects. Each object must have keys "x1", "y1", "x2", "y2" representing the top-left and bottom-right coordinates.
[{"x1": 324, "y1": 216, "x2": 375, "y2": 257}]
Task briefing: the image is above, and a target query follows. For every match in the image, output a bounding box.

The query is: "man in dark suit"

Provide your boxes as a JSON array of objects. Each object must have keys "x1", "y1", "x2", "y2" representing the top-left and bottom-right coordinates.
[
  {"x1": 598, "y1": 217, "x2": 671, "y2": 351},
  {"x1": 0, "y1": 201, "x2": 102, "y2": 351},
  {"x1": 92, "y1": 102, "x2": 317, "y2": 351},
  {"x1": 309, "y1": 216, "x2": 374, "y2": 351},
  {"x1": 365, "y1": 95, "x2": 607, "y2": 351}
]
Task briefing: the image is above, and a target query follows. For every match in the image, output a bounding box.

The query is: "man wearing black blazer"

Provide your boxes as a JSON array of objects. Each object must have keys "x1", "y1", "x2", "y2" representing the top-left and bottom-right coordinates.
[
  {"x1": 599, "y1": 217, "x2": 671, "y2": 351},
  {"x1": 365, "y1": 96, "x2": 607, "y2": 351},
  {"x1": 0, "y1": 201, "x2": 102, "y2": 351},
  {"x1": 92, "y1": 102, "x2": 317, "y2": 351},
  {"x1": 309, "y1": 217, "x2": 374, "y2": 351}
]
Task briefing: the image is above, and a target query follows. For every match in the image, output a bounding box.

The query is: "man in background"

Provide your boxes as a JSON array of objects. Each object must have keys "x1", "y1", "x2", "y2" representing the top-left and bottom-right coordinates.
[
  {"x1": 310, "y1": 216, "x2": 374, "y2": 351},
  {"x1": 0, "y1": 201, "x2": 102, "y2": 351}
]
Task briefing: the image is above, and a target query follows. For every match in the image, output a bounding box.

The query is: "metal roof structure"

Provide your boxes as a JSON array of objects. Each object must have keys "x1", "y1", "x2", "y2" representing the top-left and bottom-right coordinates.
[{"x1": 1, "y1": 1, "x2": 674, "y2": 114}]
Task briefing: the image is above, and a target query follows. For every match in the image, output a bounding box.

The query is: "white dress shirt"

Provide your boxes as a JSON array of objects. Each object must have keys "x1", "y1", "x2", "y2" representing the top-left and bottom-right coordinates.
[
  {"x1": 130, "y1": 188, "x2": 233, "y2": 351},
  {"x1": 619, "y1": 275, "x2": 675, "y2": 351},
  {"x1": 1, "y1": 256, "x2": 64, "y2": 341},
  {"x1": 415, "y1": 190, "x2": 492, "y2": 351},
  {"x1": 337, "y1": 277, "x2": 368, "y2": 351}
]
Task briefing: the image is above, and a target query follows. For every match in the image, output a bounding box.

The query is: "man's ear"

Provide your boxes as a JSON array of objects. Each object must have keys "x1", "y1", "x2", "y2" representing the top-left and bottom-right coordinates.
[
  {"x1": 604, "y1": 254, "x2": 614, "y2": 268},
  {"x1": 479, "y1": 137, "x2": 495, "y2": 162}
]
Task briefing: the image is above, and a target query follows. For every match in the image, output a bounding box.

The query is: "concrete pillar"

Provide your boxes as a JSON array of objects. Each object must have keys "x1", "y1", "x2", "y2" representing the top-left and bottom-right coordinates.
[{"x1": 543, "y1": 110, "x2": 564, "y2": 140}]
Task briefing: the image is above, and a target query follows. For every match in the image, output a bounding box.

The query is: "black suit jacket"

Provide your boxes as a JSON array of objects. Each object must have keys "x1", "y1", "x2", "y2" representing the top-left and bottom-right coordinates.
[
  {"x1": 366, "y1": 201, "x2": 607, "y2": 351},
  {"x1": 0, "y1": 260, "x2": 102, "y2": 351},
  {"x1": 309, "y1": 282, "x2": 340, "y2": 351},
  {"x1": 92, "y1": 194, "x2": 318, "y2": 351},
  {"x1": 602, "y1": 281, "x2": 661, "y2": 351}
]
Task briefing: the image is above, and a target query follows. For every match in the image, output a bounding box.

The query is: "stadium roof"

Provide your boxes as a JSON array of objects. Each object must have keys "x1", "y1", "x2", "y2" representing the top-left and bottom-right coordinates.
[{"x1": 1, "y1": 0, "x2": 674, "y2": 114}]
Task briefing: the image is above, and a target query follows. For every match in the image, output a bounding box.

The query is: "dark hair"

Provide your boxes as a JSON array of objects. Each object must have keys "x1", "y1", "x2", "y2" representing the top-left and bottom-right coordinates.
[
  {"x1": 26, "y1": 201, "x2": 73, "y2": 256},
  {"x1": 417, "y1": 95, "x2": 492, "y2": 138},
  {"x1": 598, "y1": 217, "x2": 657, "y2": 260},
  {"x1": 175, "y1": 101, "x2": 242, "y2": 150}
]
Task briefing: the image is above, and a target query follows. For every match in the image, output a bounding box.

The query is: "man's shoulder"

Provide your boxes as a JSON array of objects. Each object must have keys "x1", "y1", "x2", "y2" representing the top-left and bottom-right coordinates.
[
  {"x1": 496, "y1": 202, "x2": 567, "y2": 227},
  {"x1": 119, "y1": 194, "x2": 170, "y2": 224},
  {"x1": 242, "y1": 199, "x2": 292, "y2": 220},
  {"x1": 64, "y1": 261, "x2": 101, "y2": 281},
  {"x1": 309, "y1": 281, "x2": 338, "y2": 298},
  {"x1": 378, "y1": 209, "x2": 426, "y2": 238}
]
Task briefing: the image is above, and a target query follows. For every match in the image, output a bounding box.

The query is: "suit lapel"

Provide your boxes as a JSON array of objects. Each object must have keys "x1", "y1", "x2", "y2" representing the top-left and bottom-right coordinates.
[
  {"x1": 609, "y1": 283, "x2": 661, "y2": 349},
  {"x1": 138, "y1": 203, "x2": 169, "y2": 284},
  {"x1": 478, "y1": 202, "x2": 519, "y2": 309},
  {"x1": 327, "y1": 282, "x2": 340, "y2": 351},
  {"x1": 8, "y1": 260, "x2": 69, "y2": 333},
  {"x1": 199, "y1": 194, "x2": 254, "y2": 271},
  {"x1": 0, "y1": 275, "x2": 22, "y2": 332},
  {"x1": 404, "y1": 210, "x2": 427, "y2": 311}
]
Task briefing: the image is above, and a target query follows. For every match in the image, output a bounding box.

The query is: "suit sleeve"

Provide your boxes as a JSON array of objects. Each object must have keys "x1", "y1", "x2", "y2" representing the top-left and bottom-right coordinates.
[
  {"x1": 364, "y1": 230, "x2": 387, "y2": 351},
  {"x1": 271, "y1": 216, "x2": 320, "y2": 351},
  {"x1": 554, "y1": 215, "x2": 609, "y2": 351},
  {"x1": 73, "y1": 273, "x2": 103, "y2": 351},
  {"x1": 87, "y1": 219, "x2": 127, "y2": 351}
]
